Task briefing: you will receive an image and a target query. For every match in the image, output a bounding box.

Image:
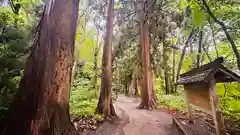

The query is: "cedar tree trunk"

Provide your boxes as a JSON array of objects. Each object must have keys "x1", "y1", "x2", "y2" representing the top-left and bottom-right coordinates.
[
  {"x1": 0, "y1": 0, "x2": 80, "y2": 135},
  {"x1": 138, "y1": 2, "x2": 157, "y2": 109},
  {"x1": 96, "y1": 0, "x2": 117, "y2": 119}
]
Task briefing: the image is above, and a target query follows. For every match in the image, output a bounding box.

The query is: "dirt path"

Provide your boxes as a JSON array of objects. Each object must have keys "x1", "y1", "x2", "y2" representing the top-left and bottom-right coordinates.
[{"x1": 85, "y1": 95, "x2": 179, "y2": 135}]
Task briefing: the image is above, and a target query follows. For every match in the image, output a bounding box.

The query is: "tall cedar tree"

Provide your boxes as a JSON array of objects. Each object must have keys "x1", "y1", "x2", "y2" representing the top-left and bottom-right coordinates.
[
  {"x1": 0, "y1": 0, "x2": 80, "y2": 134},
  {"x1": 138, "y1": 0, "x2": 157, "y2": 109},
  {"x1": 96, "y1": 0, "x2": 117, "y2": 119}
]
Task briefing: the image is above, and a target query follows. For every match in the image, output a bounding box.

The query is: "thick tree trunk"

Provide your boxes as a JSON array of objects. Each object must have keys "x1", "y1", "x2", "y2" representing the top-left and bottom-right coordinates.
[
  {"x1": 96, "y1": 0, "x2": 117, "y2": 119},
  {"x1": 138, "y1": 0, "x2": 157, "y2": 109},
  {"x1": 149, "y1": 70, "x2": 157, "y2": 103},
  {"x1": 0, "y1": 0, "x2": 80, "y2": 135}
]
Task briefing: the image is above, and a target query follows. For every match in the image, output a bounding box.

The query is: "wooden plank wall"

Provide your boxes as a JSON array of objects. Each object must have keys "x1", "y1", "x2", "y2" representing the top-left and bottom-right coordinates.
[{"x1": 184, "y1": 83, "x2": 211, "y2": 112}]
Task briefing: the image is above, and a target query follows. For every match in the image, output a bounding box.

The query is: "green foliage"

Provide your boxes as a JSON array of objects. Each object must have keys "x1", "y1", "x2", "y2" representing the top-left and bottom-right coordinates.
[
  {"x1": 157, "y1": 93, "x2": 186, "y2": 111},
  {"x1": 70, "y1": 3, "x2": 103, "y2": 118},
  {"x1": 190, "y1": 2, "x2": 207, "y2": 27},
  {"x1": 156, "y1": 81, "x2": 186, "y2": 110},
  {"x1": 217, "y1": 83, "x2": 240, "y2": 118},
  {"x1": 0, "y1": 3, "x2": 38, "y2": 117},
  {"x1": 79, "y1": 39, "x2": 96, "y2": 62},
  {"x1": 70, "y1": 78, "x2": 101, "y2": 118},
  {"x1": 113, "y1": 42, "x2": 140, "y2": 87}
]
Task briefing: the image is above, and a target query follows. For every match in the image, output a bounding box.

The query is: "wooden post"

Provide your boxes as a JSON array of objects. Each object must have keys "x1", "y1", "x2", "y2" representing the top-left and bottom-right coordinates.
[
  {"x1": 184, "y1": 85, "x2": 194, "y2": 124},
  {"x1": 209, "y1": 78, "x2": 226, "y2": 135}
]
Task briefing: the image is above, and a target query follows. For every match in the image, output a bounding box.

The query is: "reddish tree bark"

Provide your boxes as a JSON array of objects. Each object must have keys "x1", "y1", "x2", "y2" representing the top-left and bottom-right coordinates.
[
  {"x1": 138, "y1": 0, "x2": 157, "y2": 109},
  {"x1": 96, "y1": 0, "x2": 117, "y2": 119},
  {"x1": 0, "y1": 0, "x2": 80, "y2": 134}
]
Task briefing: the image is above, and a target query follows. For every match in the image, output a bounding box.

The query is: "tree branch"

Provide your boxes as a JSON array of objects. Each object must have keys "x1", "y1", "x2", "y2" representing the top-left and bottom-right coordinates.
[
  {"x1": 208, "y1": 19, "x2": 219, "y2": 57},
  {"x1": 114, "y1": 11, "x2": 136, "y2": 26},
  {"x1": 201, "y1": 0, "x2": 240, "y2": 70},
  {"x1": 8, "y1": 0, "x2": 21, "y2": 14},
  {"x1": 176, "y1": 30, "x2": 194, "y2": 83},
  {"x1": 197, "y1": 30, "x2": 203, "y2": 67}
]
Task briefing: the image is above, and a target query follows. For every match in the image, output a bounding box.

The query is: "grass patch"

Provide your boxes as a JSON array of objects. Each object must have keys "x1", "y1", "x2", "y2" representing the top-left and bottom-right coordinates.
[
  {"x1": 156, "y1": 89, "x2": 186, "y2": 111},
  {"x1": 155, "y1": 78, "x2": 186, "y2": 111}
]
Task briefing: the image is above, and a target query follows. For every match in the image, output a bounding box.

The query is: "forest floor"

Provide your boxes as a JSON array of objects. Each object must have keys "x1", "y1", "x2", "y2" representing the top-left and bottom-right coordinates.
[{"x1": 83, "y1": 95, "x2": 179, "y2": 135}]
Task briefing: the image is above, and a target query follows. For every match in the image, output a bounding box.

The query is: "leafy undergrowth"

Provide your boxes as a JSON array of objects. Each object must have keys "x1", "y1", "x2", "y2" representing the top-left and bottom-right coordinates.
[
  {"x1": 217, "y1": 83, "x2": 240, "y2": 134},
  {"x1": 70, "y1": 78, "x2": 104, "y2": 133},
  {"x1": 155, "y1": 80, "x2": 186, "y2": 111},
  {"x1": 156, "y1": 89, "x2": 186, "y2": 111}
]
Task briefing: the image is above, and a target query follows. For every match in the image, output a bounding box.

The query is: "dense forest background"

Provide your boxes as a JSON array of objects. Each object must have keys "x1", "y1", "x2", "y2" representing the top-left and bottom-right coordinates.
[{"x1": 0, "y1": 0, "x2": 240, "y2": 134}]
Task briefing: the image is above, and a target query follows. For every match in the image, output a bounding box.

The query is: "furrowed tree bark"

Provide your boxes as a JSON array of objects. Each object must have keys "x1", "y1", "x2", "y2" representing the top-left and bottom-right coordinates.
[
  {"x1": 0, "y1": 0, "x2": 80, "y2": 134},
  {"x1": 96, "y1": 0, "x2": 117, "y2": 119},
  {"x1": 201, "y1": 0, "x2": 240, "y2": 70},
  {"x1": 138, "y1": 0, "x2": 157, "y2": 109},
  {"x1": 148, "y1": 69, "x2": 157, "y2": 108}
]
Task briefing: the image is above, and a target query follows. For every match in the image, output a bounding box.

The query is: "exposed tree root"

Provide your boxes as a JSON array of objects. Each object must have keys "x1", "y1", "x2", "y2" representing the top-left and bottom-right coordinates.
[
  {"x1": 138, "y1": 98, "x2": 157, "y2": 110},
  {"x1": 96, "y1": 98, "x2": 118, "y2": 121}
]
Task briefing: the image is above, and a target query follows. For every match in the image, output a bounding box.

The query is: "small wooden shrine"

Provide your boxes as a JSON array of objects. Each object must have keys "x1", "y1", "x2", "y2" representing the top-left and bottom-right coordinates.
[{"x1": 176, "y1": 57, "x2": 240, "y2": 135}]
